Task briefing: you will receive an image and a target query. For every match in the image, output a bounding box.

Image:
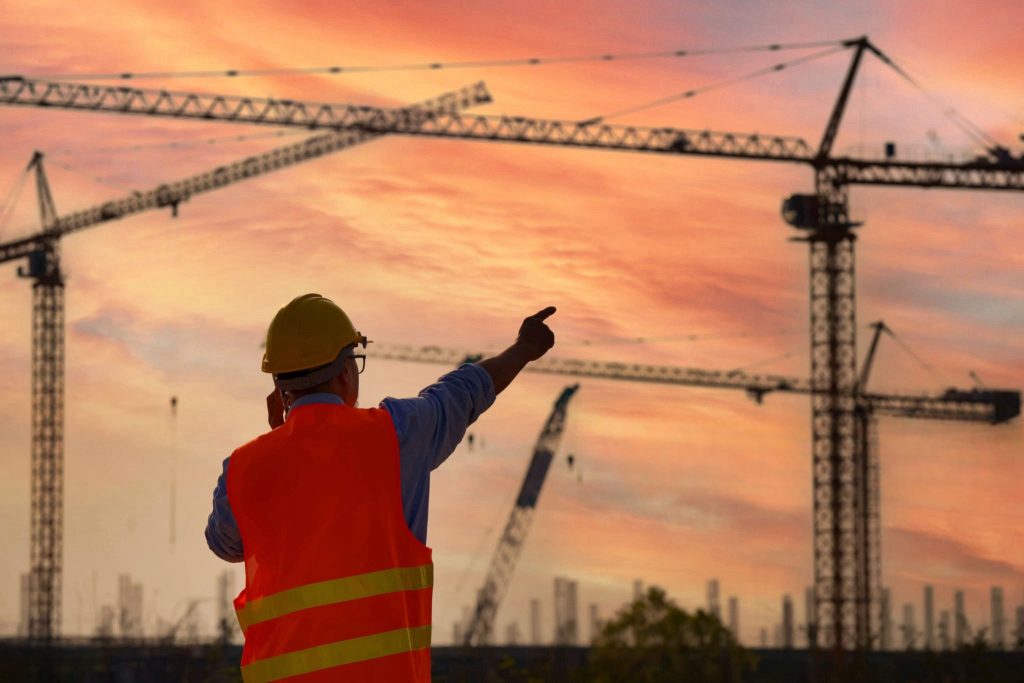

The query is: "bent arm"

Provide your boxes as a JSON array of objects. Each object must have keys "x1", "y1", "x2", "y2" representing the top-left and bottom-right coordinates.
[
  {"x1": 205, "y1": 457, "x2": 244, "y2": 562},
  {"x1": 384, "y1": 363, "x2": 495, "y2": 473},
  {"x1": 383, "y1": 364, "x2": 496, "y2": 542}
]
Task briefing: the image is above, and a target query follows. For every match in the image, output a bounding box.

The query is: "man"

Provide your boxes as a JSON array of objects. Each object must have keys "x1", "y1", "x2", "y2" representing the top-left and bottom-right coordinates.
[{"x1": 206, "y1": 293, "x2": 556, "y2": 682}]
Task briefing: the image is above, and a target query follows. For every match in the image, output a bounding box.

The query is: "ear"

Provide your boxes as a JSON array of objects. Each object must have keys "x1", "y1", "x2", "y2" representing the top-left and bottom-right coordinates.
[{"x1": 330, "y1": 372, "x2": 349, "y2": 396}]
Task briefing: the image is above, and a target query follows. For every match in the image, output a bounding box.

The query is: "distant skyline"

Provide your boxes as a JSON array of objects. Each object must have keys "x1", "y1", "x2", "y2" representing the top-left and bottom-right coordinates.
[{"x1": 0, "y1": 0, "x2": 1021, "y2": 645}]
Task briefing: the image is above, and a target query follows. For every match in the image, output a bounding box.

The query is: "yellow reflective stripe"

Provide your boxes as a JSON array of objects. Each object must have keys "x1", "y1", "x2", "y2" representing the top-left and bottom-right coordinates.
[
  {"x1": 235, "y1": 564, "x2": 432, "y2": 633},
  {"x1": 241, "y1": 624, "x2": 431, "y2": 683}
]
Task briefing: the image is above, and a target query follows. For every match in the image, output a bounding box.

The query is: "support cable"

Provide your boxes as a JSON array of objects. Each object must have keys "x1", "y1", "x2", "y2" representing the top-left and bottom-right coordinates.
[
  {"x1": 579, "y1": 44, "x2": 851, "y2": 125},
  {"x1": 729, "y1": 343, "x2": 808, "y2": 374},
  {"x1": 0, "y1": 166, "x2": 30, "y2": 240},
  {"x1": 866, "y1": 46, "x2": 1000, "y2": 150},
  {"x1": 884, "y1": 329, "x2": 955, "y2": 387},
  {"x1": 560, "y1": 327, "x2": 801, "y2": 347},
  {"x1": 50, "y1": 159, "x2": 138, "y2": 195},
  {"x1": 27, "y1": 39, "x2": 850, "y2": 81},
  {"x1": 52, "y1": 129, "x2": 308, "y2": 156}
]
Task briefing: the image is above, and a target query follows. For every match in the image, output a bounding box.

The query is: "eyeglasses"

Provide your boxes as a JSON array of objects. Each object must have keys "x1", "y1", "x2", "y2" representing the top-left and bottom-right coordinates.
[
  {"x1": 350, "y1": 335, "x2": 370, "y2": 375},
  {"x1": 349, "y1": 353, "x2": 366, "y2": 375}
]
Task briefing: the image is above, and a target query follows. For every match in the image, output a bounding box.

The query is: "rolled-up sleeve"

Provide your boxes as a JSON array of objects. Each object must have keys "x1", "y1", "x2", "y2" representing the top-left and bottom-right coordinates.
[
  {"x1": 382, "y1": 363, "x2": 496, "y2": 471},
  {"x1": 382, "y1": 363, "x2": 496, "y2": 543},
  {"x1": 205, "y1": 457, "x2": 244, "y2": 562}
]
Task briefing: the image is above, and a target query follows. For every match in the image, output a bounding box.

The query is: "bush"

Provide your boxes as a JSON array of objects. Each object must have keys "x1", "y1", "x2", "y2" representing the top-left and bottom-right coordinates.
[{"x1": 583, "y1": 586, "x2": 756, "y2": 683}]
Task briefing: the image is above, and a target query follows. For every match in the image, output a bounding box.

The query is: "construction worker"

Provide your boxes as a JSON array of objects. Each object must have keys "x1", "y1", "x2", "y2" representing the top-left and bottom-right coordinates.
[{"x1": 205, "y1": 294, "x2": 556, "y2": 682}]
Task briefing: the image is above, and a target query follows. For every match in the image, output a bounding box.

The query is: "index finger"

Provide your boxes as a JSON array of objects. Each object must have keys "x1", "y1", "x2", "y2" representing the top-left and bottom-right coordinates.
[{"x1": 529, "y1": 306, "x2": 557, "y2": 321}]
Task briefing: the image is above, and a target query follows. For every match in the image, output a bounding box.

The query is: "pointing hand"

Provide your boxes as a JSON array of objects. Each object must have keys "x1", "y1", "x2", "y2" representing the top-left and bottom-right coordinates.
[{"x1": 515, "y1": 306, "x2": 557, "y2": 361}]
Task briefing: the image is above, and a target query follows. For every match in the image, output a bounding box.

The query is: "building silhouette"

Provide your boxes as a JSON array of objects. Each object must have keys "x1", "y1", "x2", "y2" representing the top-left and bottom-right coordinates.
[
  {"x1": 938, "y1": 610, "x2": 951, "y2": 650},
  {"x1": 954, "y1": 590, "x2": 967, "y2": 647},
  {"x1": 117, "y1": 574, "x2": 143, "y2": 638},
  {"x1": 17, "y1": 574, "x2": 29, "y2": 637},
  {"x1": 530, "y1": 598, "x2": 541, "y2": 645},
  {"x1": 991, "y1": 586, "x2": 1005, "y2": 649},
  {"x1": 728, "y1": 596, "x2": 739, "y2": 643},
  {"x1": 880, "y1": 587, "x2": 893, "y2": 649},
  {"x1": 588, "y1": 603, "x2": 602, "y2": 644},
  {"x1": 901, "y1": 604, "x2": 916, "y2": 650},
  {"x1": 554, "y1": 577, "x2": 578, "y2": 645},
  {"x1": 505, "y1": 622, "x2": 520, "y2": 645},
  {"x1": 781, "y1": 594, "x2": 794, "y2": 649},
  {"x1": 923, "y1": 585, "x2": 934, "y2": 649},
  {"x1": 707, "y1": 579, "x2": 721, "y2": 619}
]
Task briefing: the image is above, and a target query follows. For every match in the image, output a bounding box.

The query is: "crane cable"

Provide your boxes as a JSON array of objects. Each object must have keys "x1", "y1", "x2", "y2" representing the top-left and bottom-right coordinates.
[
  {"x1": 27, "y1": 39, "x2": 850, "y2": 81},
  {"x1": 579, "y1": 43, "x2": 851, "y2": 124},
  {"x1": 0, "y1": 166, "x2": 30, "y2": 240},
  {"x1": 867, "y1": 46, "x2": 1000, "y2": 150},
  {"x1": 728, "y1": 343, "x2": 808, "y2": 374},
  {"x1": 560, "y1": 327, "x2": 802, "y2": 347},
  {"x1": 876, "y1": 325, "x2": 955, "y2": 388},
  {"x1": 52, "y1": 129, "x2": 310, "y2": 157},
  {"x1": 50, "y1": 158, "x2": 139, "y2": 194}
]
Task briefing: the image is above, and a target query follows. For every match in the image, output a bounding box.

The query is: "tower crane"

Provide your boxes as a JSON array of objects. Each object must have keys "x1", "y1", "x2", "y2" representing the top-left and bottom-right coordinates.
[
  {"x1": 368, "y1": 343, "x2": 1019, "y2": 424},
  {"x1": 4, "y1": 35, "x2": 1023, "y2": 648},
  {"x1": 0, "y1": 82, "x2": 491, "y2": 641},
  {"x1": 371, "y1": 341, "x2": 1017, "y2": 648},
  {"x1": 462, "y1": 385, "x2": 579, "y2": 646}
]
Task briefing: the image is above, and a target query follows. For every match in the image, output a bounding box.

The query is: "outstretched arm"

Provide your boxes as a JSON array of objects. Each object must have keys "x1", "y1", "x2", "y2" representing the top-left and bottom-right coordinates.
[{"x1": 477, "y1": 306, "x2": 557, "y2": 395}]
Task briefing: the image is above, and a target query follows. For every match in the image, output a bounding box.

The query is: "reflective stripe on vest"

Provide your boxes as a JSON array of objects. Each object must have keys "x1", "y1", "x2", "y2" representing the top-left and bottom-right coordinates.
[
  {"x1": 242, "y1": 625, "x2": 432, "y2": 683},
  {"x1": 236, "y1": 564, "x2": 433, "y2": 634}
]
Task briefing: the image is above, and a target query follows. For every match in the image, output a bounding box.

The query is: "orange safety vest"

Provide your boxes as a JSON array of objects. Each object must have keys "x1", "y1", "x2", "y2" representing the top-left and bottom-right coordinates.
[{"x1": 226, "y1": 403, "x2": 433, "y2": 682}]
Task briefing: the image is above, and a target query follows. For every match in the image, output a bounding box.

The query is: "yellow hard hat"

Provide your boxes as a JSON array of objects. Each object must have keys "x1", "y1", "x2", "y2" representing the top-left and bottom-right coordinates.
[{"x1": 262, "y1": 293, "x2": 367, "y2": 375}]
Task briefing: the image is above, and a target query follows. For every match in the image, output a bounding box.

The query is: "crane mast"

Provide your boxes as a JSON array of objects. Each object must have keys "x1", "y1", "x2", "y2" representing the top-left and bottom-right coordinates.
[
  {"x1": 462, "y1": 385, "x2": 579, "y2": 646},
  {"x1": 21, "y1": 153, "x2": 65, "y2": 641},
  {"x1": 851, "y1": 321, "x2": 890, "y2": 649}
]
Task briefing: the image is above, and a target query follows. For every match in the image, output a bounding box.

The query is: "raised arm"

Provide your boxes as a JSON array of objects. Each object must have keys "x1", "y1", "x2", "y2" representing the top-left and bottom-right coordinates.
[{"x1": 477, "y1": 306, "x2": 557, "y2": 395}]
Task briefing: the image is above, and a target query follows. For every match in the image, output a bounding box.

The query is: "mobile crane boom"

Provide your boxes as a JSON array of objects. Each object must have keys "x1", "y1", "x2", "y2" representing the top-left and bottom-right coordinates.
[{"x1": 462, "y1": 385, "x2": 579, "y2": 645}]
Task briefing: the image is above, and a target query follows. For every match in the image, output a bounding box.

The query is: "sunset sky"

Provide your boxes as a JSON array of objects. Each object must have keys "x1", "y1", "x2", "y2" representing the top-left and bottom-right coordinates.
[{"x1": 0, "y1": 0, "x2": 1021, "y2": 646}]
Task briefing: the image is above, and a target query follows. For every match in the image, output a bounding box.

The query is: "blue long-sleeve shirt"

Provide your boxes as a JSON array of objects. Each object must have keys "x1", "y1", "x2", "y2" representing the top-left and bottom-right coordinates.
[{"x1": 205, "y1": 363, "x2": 495, "y2": 562}]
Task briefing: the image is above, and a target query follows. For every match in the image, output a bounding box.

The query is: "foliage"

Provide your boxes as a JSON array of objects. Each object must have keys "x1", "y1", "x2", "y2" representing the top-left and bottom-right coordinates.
[{"x1": 582, "y1": 586, "x2": 756, "y2": 683}]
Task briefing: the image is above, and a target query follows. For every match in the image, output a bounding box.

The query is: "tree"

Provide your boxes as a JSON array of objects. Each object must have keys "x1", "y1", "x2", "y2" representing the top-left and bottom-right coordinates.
[{"x1": 583, "y1": 586, "x2": 756, "y2": 683}]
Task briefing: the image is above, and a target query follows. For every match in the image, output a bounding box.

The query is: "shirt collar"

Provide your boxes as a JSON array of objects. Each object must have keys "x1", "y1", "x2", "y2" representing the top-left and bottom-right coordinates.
[{"x1": 286, "y1": 392, "x2": 345, "y2": 420}]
